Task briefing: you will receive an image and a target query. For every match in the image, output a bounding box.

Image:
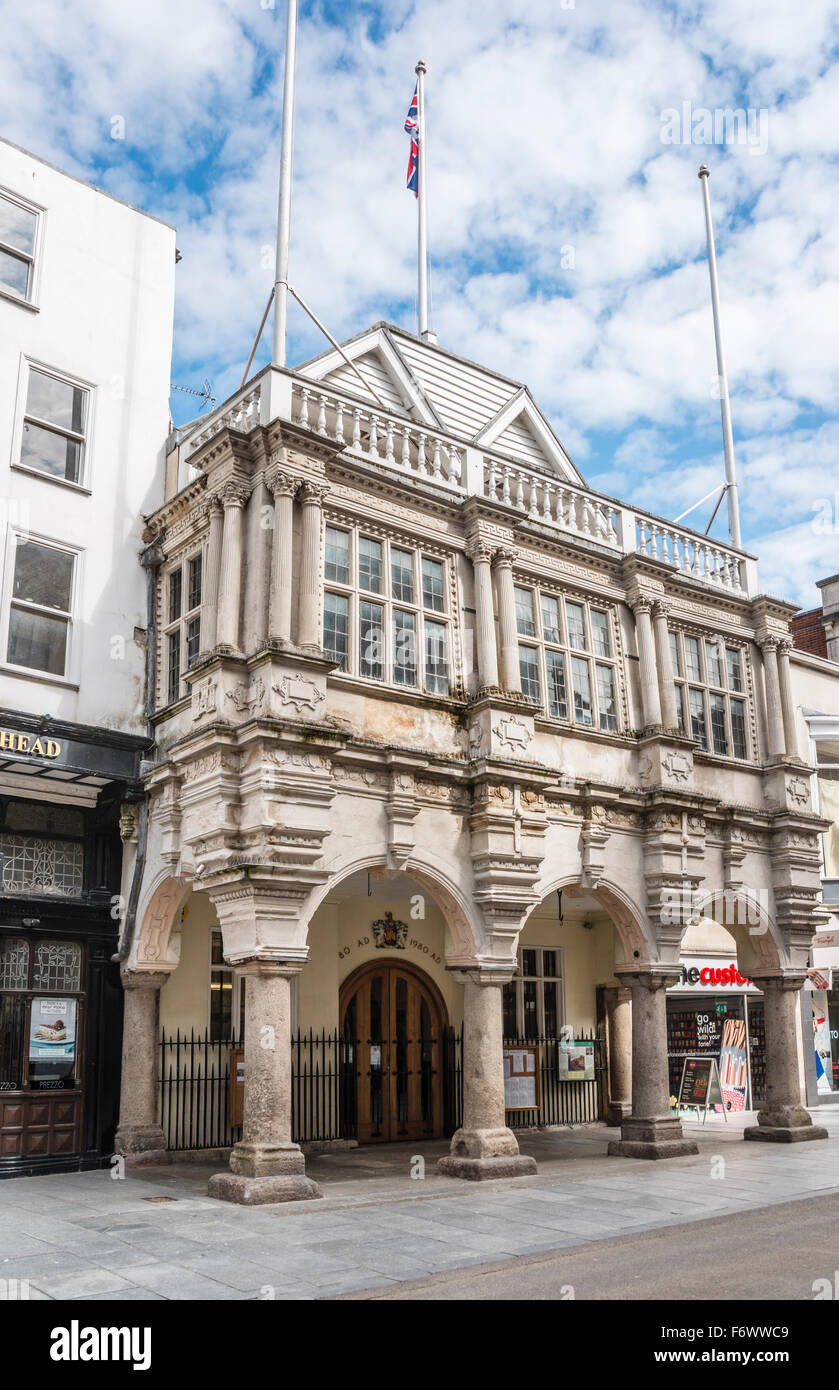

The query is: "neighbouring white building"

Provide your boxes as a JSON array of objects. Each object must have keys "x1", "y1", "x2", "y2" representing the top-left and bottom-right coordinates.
[{"x1": 0, "y1": 139, "x2": 176, "y2": 1174}]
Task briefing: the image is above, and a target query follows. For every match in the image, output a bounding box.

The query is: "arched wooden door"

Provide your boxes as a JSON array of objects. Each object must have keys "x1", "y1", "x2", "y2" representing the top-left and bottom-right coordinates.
[{"x1": 340, "y1": 960, "x2": 447, "y2": 1143}]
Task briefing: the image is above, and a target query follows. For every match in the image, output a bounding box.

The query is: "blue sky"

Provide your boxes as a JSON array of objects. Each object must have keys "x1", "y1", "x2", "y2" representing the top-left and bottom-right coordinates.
[{"x1": 1, "y1": 0, "x2": 838, "y2": 606}]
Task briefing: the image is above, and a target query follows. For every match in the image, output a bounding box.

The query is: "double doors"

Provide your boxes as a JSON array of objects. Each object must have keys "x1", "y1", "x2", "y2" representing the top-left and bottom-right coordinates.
[{"x1": 341, "y1": 961, "x2": 445, "y2": 1143}]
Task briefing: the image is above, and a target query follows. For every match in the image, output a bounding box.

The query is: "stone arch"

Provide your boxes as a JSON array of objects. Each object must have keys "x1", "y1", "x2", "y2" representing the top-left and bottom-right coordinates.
[
  {"x1": 302, "y1": 843, "x2": 483, "y2": 962},
  {"x1": 133, "y1": 872, "x2": 192, "y2": 972},
  {"x1": 685, "y1": 886, "x2": 785, "y2": 973},
  {"x1": 528, "y1": 872, "x2": 655, "y2": 965}
]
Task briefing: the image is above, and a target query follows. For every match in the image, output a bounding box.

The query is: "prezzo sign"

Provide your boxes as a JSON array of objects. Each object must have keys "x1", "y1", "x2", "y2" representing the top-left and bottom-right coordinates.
[{"x1": 670, "y1": 957, "x2": 760, "y2": 994}]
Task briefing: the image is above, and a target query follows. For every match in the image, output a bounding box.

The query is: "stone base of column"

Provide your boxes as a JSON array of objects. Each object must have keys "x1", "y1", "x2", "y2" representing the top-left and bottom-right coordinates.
[
  {"x1": 436, "y1": 1126, "x2": 537, "y2": 1181},
  {"x1": 607, "y1": 1115, "x2": 698, "y2": 1160},
  {"x1": 209, "y1": 1140, "x2": 322, "y2": 1204},
  {"x1": 607, "y1": 1101, "x2": 632, "y2": 1127},
  {"x1": 744, "y1": 1107, "x2": 828, "y2": 1144},
  {"x1": 114, "y1": 1125, "x2": 168, "y2": 1168}
]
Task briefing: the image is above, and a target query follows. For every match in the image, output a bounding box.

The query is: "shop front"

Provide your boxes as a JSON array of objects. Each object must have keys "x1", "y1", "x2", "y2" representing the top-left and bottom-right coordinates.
[
  {"x1": 0, "y1": 713, "x2": 146, "y2": 1176},
  {"x1": 809, "y1": 919, "x2": 839, "y2": 1100},
  {"x1": 667, "y1": 956, "x2": 766, "y2": 1113}
]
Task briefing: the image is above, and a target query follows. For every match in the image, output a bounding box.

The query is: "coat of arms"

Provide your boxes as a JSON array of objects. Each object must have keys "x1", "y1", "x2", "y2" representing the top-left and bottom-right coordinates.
[{"x1": 371, "y1": 912, "x2": 408, "y2": 950}]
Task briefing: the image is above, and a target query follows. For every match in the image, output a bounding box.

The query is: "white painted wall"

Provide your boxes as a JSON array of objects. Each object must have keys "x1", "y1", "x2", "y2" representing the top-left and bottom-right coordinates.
[{"x1": 0, "y1": 139, "x2": 175, "y2": 733}]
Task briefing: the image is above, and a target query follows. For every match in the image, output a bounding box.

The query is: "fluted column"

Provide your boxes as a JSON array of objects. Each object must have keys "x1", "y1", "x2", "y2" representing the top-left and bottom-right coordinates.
[
  {"x1": 760, "y1": 637, "x2": 786, "y2": 758},
  {"x1": 469, "y1": 542, "x2": 499, "y2": 690},
  {"x1": 745, "y1": 975, "x2": 828, "y2": 1143},
  {"x1": 631, "y1": 597, "x2": 663, "y2": 729},
  {"x1": 216, "y1": 481, "x2": 249, "y2": 651},
  {"x1": 438, "y1": 971, "x2": 536, "y2": 1180},
  {"x1": 776, "y1": 638, "x2": 797, "y2": 758},
  {"x1": 493, "y1": 548, "x2": 522, "y2": 694},
  {"x1": 652, "y1": 600, "x2": 679, "y2": 731},
  {"x1": 115, "y1": 970, "x2": 170, "y2": 1167},
  {"x1": 297, "y1": 481, "x2": 327, "y2": 650},
  {"x1": 268, "y1": 471, "x2": 296, "y2": 646},
  {"x1": 199, "y1": 495, "x2": 224, "y2": 655},
  {"x1": 607, "y1": 969, "x2": 698, "y2": 1159}
]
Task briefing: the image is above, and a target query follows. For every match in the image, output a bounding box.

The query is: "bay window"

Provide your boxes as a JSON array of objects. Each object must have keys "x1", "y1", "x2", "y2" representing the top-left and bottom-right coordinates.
[
  {"x1": 670, "y1": 629, "x2": 749, "y2": 759},
  {"x1": 514, "y1": 583, "x2": 620, "y2": 732}
]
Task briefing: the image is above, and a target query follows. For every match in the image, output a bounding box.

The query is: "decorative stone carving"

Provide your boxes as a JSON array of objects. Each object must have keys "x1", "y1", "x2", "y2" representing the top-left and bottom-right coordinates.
[
  {"x1": 493, "y1": 716, "x2": 532, "y2": 751},
  {"x1": 787, "y1": 776, "x2": 810, "y2": 807},
  {"x1": 226, "y1": 677, "x2": 266, "y2": 715},
  {"x1": 192, "y1": 677, "x2": 218, "y2": 721},
  {"x1": 273, "y1": 673, "x2": 326, "y2": 714},
  {"x1": 662, "y1": 750, "x2": 692, "y2": 783}
]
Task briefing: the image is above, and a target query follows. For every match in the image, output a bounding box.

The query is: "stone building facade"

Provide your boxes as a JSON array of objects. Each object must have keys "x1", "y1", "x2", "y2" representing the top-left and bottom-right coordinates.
[{"x1": 116, "y1": 324, "x2": 830, "y2": 1202}]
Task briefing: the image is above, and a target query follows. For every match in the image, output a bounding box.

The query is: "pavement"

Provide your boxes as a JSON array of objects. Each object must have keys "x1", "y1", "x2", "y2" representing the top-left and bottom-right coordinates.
[{"x1": 1, "y1": 1108, "x2": 838, "y2": 1302}]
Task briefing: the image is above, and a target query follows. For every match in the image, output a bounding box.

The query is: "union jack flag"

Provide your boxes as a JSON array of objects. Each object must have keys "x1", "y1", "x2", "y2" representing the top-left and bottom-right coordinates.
[{"x1": 405, "y1": 84, "x2": 418, "y2": 197}]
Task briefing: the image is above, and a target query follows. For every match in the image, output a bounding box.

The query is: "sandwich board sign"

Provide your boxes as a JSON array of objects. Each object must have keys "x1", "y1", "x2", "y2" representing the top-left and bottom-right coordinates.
[{"x1": 677, "y1": 1055, "x2": 726, "y2": 1124}]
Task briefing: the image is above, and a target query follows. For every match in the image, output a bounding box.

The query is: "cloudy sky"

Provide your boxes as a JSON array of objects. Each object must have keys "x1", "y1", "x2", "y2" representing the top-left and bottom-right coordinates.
[{"x1": 1, "y1": 0, "x2": 837, "y2": 607}]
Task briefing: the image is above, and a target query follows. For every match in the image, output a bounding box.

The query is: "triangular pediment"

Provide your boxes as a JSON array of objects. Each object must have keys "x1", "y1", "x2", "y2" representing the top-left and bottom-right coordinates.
[
  {"x1": 473, "y1": 388, "x2": 582, "y2": 484},
  {"x1": 296, "y1": 326, "x2": 441, "y2": 427}
]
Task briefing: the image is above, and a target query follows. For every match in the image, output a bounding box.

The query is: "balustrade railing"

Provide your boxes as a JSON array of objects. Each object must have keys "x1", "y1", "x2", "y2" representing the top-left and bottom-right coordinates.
[
  {"x1": 483, "y1": 456, "x2": 620, "y2": 547},
  {"x1": 635, "y1": 516, "x2": 746, "y2": 593},
  {"x1": 183, "y1": 384, "x2": 262, "y2": 458}
]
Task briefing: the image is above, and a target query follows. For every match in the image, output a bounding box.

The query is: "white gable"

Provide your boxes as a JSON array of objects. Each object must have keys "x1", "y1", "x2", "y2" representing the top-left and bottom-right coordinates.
[{"x1": 320, "y1": 351, "x2": 406, "y2": 413}]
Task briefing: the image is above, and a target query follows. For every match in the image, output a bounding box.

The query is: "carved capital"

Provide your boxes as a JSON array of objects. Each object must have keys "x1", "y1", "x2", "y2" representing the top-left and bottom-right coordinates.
[
  {"x1": 468, "y1": 541, "x2": 495, "y2": 566},
  {"x1": 220, "y1": 481, "x2": 250, "y2": 509},
  {"x1": 651, "y1": 599, "x2": 670, "y2": 621},
  {"x1": 267, "y1": 470, "x2": 297, "y2": 500},
  {"x1": 630, "y1": 595, "x2": 654, "y2": 617},
  {"x1": 298, "y1": 479, "x2": 329, "y2": 506},
  {"x1": 492, "y1": 547, "x2": 516, "y2": 568}
]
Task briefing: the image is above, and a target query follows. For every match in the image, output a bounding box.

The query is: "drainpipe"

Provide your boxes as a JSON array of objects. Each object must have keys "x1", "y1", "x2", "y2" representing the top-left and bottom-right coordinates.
[{"x1": 115, "y1": 534, "x2": 165, "y2": 963}]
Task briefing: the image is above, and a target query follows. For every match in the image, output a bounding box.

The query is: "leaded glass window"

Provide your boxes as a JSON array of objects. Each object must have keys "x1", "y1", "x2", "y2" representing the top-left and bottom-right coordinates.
[{"x1": 0, "y1": 834, "x2": 83, "y2": 897}]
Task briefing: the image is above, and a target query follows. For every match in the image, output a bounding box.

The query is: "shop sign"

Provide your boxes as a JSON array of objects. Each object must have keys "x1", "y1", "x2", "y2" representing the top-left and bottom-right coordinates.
[
  {"x1": 676, "y1": 1056, "x2": 724, "y2": 1116},
  {"x1": 0, "y1": 728, "x2": 61, "y2": 757},
  {"x1": 669, "y1": 957, "x2": 760, "y2": 993}
]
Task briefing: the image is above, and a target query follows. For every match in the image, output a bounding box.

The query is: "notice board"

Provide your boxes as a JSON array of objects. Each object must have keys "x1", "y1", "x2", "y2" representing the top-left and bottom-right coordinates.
[{"x1": 503, "y1": 1045, "x2": 541, "y2": 1111}]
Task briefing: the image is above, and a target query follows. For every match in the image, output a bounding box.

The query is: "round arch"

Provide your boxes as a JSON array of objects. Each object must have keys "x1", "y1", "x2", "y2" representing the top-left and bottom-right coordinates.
[
  {"x1": 528, "y1": 872, "x2": 655, "y2": 964},
  {"x1": 338, "y1": 956, "x2": 450, "y2": 1031},
  {"x1": 687, "y1": 887, "x2": 784, "y2": 973},
  {"x1": 133, "y1": 873, "x2": 192, "y2": 971}
]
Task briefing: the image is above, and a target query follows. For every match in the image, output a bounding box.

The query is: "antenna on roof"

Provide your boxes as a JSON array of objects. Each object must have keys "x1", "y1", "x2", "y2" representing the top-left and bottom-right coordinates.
[
  {"x1": 698, "y1": 165, "x2": 742, "y2": 550},
  {"x1": 171, "y1": 380, "x2": 216, "y2": 413}
]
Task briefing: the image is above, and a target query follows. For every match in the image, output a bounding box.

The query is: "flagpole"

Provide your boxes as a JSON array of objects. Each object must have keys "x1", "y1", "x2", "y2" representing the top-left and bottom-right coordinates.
[
  {"x1": 698, "y1": 164, "x2": 742, "y2": 550},
  {"x1": 272, "y1": 0, "x2": 299, "y2": 367},
  {"x1": 415, "y1": 59, "x2": 434, "y2": 343}
]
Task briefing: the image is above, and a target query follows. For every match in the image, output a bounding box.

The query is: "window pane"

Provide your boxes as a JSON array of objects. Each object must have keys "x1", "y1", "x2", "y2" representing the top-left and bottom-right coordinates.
[
  {"x1": 7, "y1": 607, "x2": 69, "y2": 675},
  {"x1": 543, "y1": 981, "x2": 559, "y2": 1038},
  {"x1": 26, "y1": 370, "x2": 86, "y2": 434},
  {"x1": 514, "y1": 586, "x2": 535, "y2": 636},
  {"x1": 519, "y1": 645, "x2": 540, "y2": 701},
  {"x1": 596, "y1": 663, "x2": 617, "y2": 731},
  {"x1": 391, "y1": 548, "x2": 414, "y2": 602},
  {"x1": 186, "y1": 615, "x2": 201, "y2": 667},
  {"x1": 211, "y1": 929, "x2": 225, "y2": 966},
  {"x1": 393, "y1": 610, "x2": 417, "y2": 685},
  {"x1": 731, "y1": 699, "x2": 747, "y2": 759},
  {"x1": 424, "y1": 619, "x2": 448, "y2": 694},
  {"x1": 541, "y1": 594, "x2": 561, "y2": 644},
  {"x1": 502, "y1": 982, "x2": 517, "y2": 1036},
  {"x1": 33, "y1": 941, "x2": 81, "y2": 990},
  {"x1": 726, "y1": 647, "x2": 743, "y2": 693},
  {"x1": 675, "y1": 684, "x2": 686, "y2": 734},
  {"x1": 546, "y1": 649, "x2": 568, "y2": 719},
  {"x1": 710, "y1": 693, "x2": 728, "y2": 755},
  {"x1": 669, "y1": 631, "x2": 682, "y2": 676},
  {"x1": 570, "y1": 656, "x2": 592, "y2": 725},
  {"x1": 684, "y1": 635, "x2": 701, "y2": 681},
  {"x1": 323, "y1": 591, "x2": 349, "y2": 671},
  {"x1": 358, "y1": 536, "x2": 383, "y2": 593},
  {"x1": 20, "y1": 421, "x2": 82, "y2": 484},
  {"x1": 12, "y1": 540, "x2": 74, "y2": 612},
  {"x1": 0, "y1": 195, "x2": 37, "y2": 256},
  {"x1": 523, "y1": 980, "x2": 539, "y2": 1039},
  {"x1": 0, "y1": 939, "x2": 29, "y2": 989},
  {"x1": 188, "y1": 555, "x2": 202, "y2": 610},
  {"x1": 591, "y1": 609, "x2": 610, "y2": 657},
  {"x1": 706, "y1": 640, "x2": 724, "y2": 687},
  {"x1": 688, "y1": 687, "x2": 707, "y2": 749},
  {"x1": 566, "y1": 601, "x2": 586, "y2": 650},
  {"x1": 0, "y1": 246, "x2": 30, "y2": 297},
  {"x1": 359, "y1": 600, "x2": 384, "y2": 679},
  {"x1": 324, "y1": 526, "x2": 349, "y2": 583},
  {"x1": 167, "y1": 629, "x2": 180, "y2": 702},
  {"x1": 421, "y1": 557, "x2": 445, "y2": 612},
  {"x1": 522, "y1": 950, "x2": 538, "y2": 977},
  {"x1": 542, "y1": 950, "x2": 557, "y2": 978},
  {"x1": 169, "y1": 569, "x2": 182, "y2": 623}
]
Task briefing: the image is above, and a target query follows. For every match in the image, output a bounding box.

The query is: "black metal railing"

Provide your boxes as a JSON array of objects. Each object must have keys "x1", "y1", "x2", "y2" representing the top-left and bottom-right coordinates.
[{"x1": 159, "y1": 1025, "x2": 606, "y2": 1151}]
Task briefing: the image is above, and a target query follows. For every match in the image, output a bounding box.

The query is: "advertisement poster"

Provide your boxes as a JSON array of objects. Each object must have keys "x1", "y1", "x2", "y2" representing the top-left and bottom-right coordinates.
[
  {"x1": 29, "y1": 997, "x2": 76, "y2": 1066},
  {"x1": 558, "y1": 1040, "x2": 595, "y2": 1082},
  {"x1": 812, "y1": 992, "x2": 834, "y2": 1094},
  {"x1": 718, "y1": 1015, "x2": 748, "y2": 1112}
]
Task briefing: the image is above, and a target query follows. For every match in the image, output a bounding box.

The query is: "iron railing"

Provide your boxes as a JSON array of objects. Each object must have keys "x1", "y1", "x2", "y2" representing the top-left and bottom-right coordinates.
[{"x1": 159, "y1": 1025, "x2": 606, "y2": 1151}]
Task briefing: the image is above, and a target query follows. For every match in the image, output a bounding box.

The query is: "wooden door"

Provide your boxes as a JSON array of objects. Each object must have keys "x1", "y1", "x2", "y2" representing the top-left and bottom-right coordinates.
[{"x1": 340, "y1": 961, "x2": 446, "y2": 1143}]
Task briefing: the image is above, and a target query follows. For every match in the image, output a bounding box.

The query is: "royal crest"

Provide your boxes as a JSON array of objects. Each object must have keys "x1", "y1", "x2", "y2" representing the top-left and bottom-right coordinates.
[{"x1": 371, "y1": 912, "x2": 408, "y2": 950}]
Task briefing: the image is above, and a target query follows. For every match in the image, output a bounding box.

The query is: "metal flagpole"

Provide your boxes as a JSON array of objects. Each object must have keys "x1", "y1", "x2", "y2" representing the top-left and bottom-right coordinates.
[
  {"x1": 415, "y1": 59, "x2": 434, "y2": 343},
  {"x1": 272, "y1": 0, "x2": 299, "y2": 367},
  {"x1": 698, "y1": 164, "x2": 742, "y2": 550}
]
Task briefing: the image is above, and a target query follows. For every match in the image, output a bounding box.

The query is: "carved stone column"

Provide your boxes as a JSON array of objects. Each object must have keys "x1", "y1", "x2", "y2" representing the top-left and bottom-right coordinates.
[
  {"x1": 115, "y1": 970, "x2": 170, "y2": 1167},
  {"x1": 759, "y1": 637, "x2": 786, "y2": 758},
  {"x1": 438, "y1": 970, "x2": 537, "y2": 1180},
  {"x1": 469, "y1": 542, "x2": 499, "y2": 690},
  {"x1": 652, "y1": 600, "x2": 679, "y2": 731},
  {"x1": 297, "y1": 481, "x2": 327, "y2": 650},
  {"x1": 604, "y1": 985, "x2": 632, "y2": 1125},
  {"x1": 268, "y1": 471, "x2": 296, "y2": 646},
  {"x1": 208, "y1": 961, "x2": 322, "y2": 1204},
  {"x1": 745, "y1": 975, "x2": 829, "y2": 1143},
  {"x1": 199, "y1": 495, "x2": 224, "y2": 655},
  {"x1": 607, "y1": 969, "x2": 699, "y2": 1159},
  {"x1": 631, "y1": 597, "x2": 663, "y2": 730},
  {"x1": 216, "y1": 482, "x2": 249, "y2": 651},
  {"x1": 776, "y1": 638, "x2": 798, "y2": 758},
  {"x1": 493, "y1": 549, "x2": 522, "y2": 695}
]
